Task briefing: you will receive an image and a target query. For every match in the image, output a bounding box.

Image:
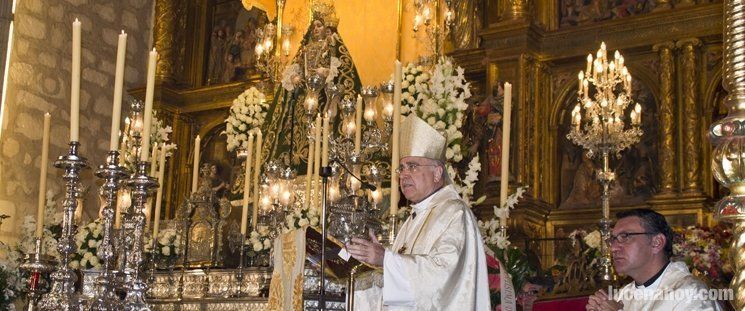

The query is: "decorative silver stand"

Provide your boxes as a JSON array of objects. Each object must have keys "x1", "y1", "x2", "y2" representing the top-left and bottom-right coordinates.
[
  {"x1": 88, "y1": 150, "x2": 128, "y2": 310},
  {"x1": 39, "y1": 141, "x2": 89, "y2": 311},
  {"x1": 234, "y1": 233, "x2": 247, "y2": 297},
  {"x1": 123, "y1": 161, "x2": 158, "y2": 310},
  {"x1": 21, "y1": 238, "x2": 55, "y2": 311}
]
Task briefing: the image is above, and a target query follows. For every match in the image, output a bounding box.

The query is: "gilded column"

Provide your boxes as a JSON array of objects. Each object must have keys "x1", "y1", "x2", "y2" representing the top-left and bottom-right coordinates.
[
  {"x1": 502, "y1": 0, "x2": 530, "y2": 21},
  {"x1": 152, "y1": 0, "x2": 180, "y2": 83},
  {"x1": 653, "y1": 42, "x2": 676, "y2": 196},
  {"x1": 677, "y1": 38, "x2": 702, "y2": 194}
]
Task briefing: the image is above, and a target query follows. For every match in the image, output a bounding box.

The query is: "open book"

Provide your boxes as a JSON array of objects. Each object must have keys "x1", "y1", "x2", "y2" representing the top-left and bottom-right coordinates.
[{"x1": 305, "y1": 227, "x2": 376, "y2": 280}]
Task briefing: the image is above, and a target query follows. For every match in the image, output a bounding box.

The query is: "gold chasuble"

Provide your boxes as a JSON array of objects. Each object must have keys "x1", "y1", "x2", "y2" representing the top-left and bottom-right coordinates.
[{"x1": 354, "y1": 185, "x2": 491, "y2": 310}]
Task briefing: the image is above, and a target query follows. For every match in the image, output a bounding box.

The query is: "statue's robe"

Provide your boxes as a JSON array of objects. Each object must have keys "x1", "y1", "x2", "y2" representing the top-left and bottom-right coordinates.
[{"x1": 355, "y1": 185, "x2": 491, "y2": 310}]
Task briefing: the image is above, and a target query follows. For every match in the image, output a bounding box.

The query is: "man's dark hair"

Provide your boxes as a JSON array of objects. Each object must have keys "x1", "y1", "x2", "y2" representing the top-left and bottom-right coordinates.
[{"x1": 616, "y1": 208, "x2": 673, "y2": 259}]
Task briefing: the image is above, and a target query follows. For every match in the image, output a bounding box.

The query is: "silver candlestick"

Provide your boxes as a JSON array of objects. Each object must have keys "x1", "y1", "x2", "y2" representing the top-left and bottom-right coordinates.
[
  {"x1": 20, "y1": 238, "x2": 55, "y2": 311},
  {"x1": 123, "y1": 161, "x2": 158, "y2": 310},
  {"x1": 39, "y1": 141, "x2": 89, "y2": 311},
  {"x1": 88, "y1": 150, "x2": 128, "y2": 310}
]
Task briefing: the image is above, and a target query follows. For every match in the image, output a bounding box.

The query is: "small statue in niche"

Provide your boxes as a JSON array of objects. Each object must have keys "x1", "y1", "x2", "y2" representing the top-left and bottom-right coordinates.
[
  {"x1": 209, "y1": 164, "x2": 230, "y2": 199},
  {"x1": 466, "y1": 83, "x2": 506, "y2": 183}
]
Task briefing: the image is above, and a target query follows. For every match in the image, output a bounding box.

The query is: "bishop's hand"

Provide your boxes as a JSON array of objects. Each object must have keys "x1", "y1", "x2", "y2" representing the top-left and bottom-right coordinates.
[{"x1": 346, "y1": 229, "x2": 385, "y2": 268}]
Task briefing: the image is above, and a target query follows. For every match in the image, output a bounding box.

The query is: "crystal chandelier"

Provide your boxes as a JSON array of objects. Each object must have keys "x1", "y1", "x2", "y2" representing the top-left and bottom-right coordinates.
[{"x1": 566, "y1": 42, "x2": 643, "y2": 281}]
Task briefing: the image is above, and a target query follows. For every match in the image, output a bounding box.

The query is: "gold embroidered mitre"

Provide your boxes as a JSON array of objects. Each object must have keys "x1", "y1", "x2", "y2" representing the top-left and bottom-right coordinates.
[{"x1": 400, "y1": 114, "x2": 446, "y2": 162}]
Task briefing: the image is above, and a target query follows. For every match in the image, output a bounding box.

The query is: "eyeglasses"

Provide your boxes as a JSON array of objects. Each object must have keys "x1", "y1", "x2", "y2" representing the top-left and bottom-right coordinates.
[
  {"x1": 395, "y1": 163, "x2": 437, "y2": 174},
  {"x1": 609, "y1": 232, "x2": 655, "y2": 244}
]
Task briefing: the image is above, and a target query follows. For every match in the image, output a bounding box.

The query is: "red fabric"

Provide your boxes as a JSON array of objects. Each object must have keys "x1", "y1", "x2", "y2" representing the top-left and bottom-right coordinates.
[{"x1": 532, "y1": 296, "x2": 589, "y2": 311}]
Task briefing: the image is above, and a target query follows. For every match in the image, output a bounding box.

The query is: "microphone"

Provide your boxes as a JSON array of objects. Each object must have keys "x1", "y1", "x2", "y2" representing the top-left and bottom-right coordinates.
[{"x1": 328, "y1": 158, "x2": 377, "y2": 192}]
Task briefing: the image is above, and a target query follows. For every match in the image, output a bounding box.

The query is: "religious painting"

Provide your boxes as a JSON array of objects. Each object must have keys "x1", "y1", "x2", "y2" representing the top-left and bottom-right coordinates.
[
  {"x1": 206, "y1": 0, "x2": 269, "y2": 85},
  {"x1": 558, "y1": 80, "x2": 659, "y2": 209},
  {"x1": 559, "y1": 0, "x2": 656, "y2": 27},
  {"x1": 462, "y1": 81, "x2": 513, "y2": 191}
]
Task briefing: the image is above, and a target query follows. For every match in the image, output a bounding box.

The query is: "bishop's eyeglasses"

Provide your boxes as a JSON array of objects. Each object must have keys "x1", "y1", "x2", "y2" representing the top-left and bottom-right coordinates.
[{"x1": 395, "y1": 163, "x2": 438, "y2": 174}]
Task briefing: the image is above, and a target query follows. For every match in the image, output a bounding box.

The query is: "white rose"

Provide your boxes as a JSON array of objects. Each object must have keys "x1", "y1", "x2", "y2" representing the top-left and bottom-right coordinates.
[
  {"x1": 427, "y1": 117, "x2": 436, "y2": 126},
  {"x1": 263, "y1": 239, "x2": 271, "y2": 249},
  {"x1": 402, "y1": 81, "x2": 410, "y2": 88},
  {"x1": 584, "y1": 231, "x2": 602, "y2": 249},
  {"x1": 408, "y1": 86, "x2": 415, "y2": 93},
  {"x1": 80, "y1": 258, "x2": 88, "y2": 268},
  {"x1": 162, "y1": 246, "x2": 171, "y2": 256},
  {"x1": 88, "y1": 240, "x2": 97, "y2": 248},
  {"x1": 89, "y1": 256, "x2": 99, "y2": 266},
  {"x1": 446, "y1": 148, "x2": 454, "y2": 159},
  {"x1": 70, "y1": 260, "x2": 80, "y2": 269},
  {"x1": 299, "y1": 218, "x2": 310, "y2": 227},
  {"x1": 251, "y1": 231, "x2": 259, "y2": 239},
  {"x1": 406, "y1": 75, "x2": 414, "y2": 82},
  {"x1": 253, "y1": 242, "x2": 263, "y2": 252}
]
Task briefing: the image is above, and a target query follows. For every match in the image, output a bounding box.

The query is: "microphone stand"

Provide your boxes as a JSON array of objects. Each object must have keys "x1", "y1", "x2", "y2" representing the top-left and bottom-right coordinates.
[{"x1": 319, "y1": 165, "x2": 332, "y2": 311}]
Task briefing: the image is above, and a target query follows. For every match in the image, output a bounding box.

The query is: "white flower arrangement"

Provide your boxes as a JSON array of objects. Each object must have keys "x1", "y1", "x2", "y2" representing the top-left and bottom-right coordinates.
[
  {"x1": 401, "y1": 58, "x2": 482, "y2": 204},
  {"x1": 71, "y1": 218, "x2": 104, "y2": 270},
  {"x1": 225, "y1": 87, "x2": 269, "y2": 152},
  {"x1": 400, "y1": 63, "x2": 428, "y2": 117},
  {"x1": 0, "y1": 241, "x2": 20, "y2": 311},
  {"x1": 283, "y1": 205, "x2": 320, "y2": 232},
  {"x1": 246, "y1": 226, "x2": 273, "y2": 256},
  {"x1": 153, "y1": 228, "x2": 181, "y2": 259},
  {"x1": 16, "y1": 190, "x2": 62, "y2": 261},
  {"x1": 120, "y1": 110, "x2": 177, "y2": 173},
  {"x1": 478, "y1": 186, "x2": 527, "y2": 249}
]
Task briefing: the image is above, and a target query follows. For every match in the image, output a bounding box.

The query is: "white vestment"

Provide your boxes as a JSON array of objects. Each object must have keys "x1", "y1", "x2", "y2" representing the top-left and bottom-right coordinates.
[
  {"x1": 354, "y1": 185, "x2": 491, "y2": 310},
  {"x1": 615, "y1": 261, "x2": 724, "y2": 311}
]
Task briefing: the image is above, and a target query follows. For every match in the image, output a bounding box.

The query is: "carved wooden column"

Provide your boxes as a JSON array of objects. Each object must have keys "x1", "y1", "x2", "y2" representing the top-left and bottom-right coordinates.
[
  {"x1": 677, "y1": 38, "x2": 702, "y2": 194},
  {"x1": 502, "y1": 0, "x2": 530, "y2": 21},
  {"x1": 152, "y1": 0, "x2": 182, "y2": 83},
  {"x1": 653, "y1": 42, "x2": 677, "y2": 196}
]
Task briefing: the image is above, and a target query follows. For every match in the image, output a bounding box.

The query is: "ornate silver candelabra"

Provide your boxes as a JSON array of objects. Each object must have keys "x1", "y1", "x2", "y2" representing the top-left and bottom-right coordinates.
[
  {"x1": 39, "y1": 141, "x2": 89, "y2": 311},
  {"x1": 87, "y1": 150, "x2": 128, "y2": 310},
  {"x1": 20, "y1": 238, "x2": 55, "y2": 311},
  {"x1": 122, "y1": 161, "x2": 158, "y2": 310},
  {"x1": 566, "y1": 42, "x2": 642, "y2": 281}
]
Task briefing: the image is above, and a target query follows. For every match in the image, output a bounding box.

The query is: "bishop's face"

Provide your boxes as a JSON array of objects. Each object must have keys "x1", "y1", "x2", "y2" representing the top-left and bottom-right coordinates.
[{"x1": 398, "y1": 156, "x2": 443, "y2": 204}]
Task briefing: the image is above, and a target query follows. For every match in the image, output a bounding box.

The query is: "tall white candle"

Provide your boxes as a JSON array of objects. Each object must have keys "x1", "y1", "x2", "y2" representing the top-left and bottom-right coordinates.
[
  {"x1": 70, "y1": 19, "x2": 81, "y2": 142},
  {"x1": 252, "y1": 131, "x2": 263, "y2": 209},
  {"x1": 305, "y1": 135, "x2": 315, "y2": 209},
  {"x1": 242, "y1": 133, "x2": 254, "y2": 234},
  {"x1": 354, "y1": 95, "x2": 363, "y2": 154},
  {"x1": 312, "y1": 115, "x2": 322, "y2": 210},
  {"x1": 110, "y1": 31, "x2": 127, "y2": 150},
  {"x1": 152, "y1": 142, "x2": 167, "y2": 239},
  {"x1": 36, "y1": 113, "x2": 51, "y2": 238},
  {"x1": 191, "y1": 135, "x2": 201, "y2": 193},
  {"x1": 149, "y1": 145, "x2": 158, "y2": 176},
  {"x1": 499, "y1": 82, "x2": 513, "y2": 227},
  {"x1": 140, "y1": 48, "x2": 158, "y2": 161},
  {"x1": 390, "y1": 60, "x2": 402, "y2": 216},
  {"x1": 321, "y1": 115, "x2": 329, "y2": 167}
]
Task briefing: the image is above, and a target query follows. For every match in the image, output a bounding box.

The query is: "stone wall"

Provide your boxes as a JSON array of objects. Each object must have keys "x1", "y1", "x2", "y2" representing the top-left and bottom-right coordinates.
[{"x1": 0, "y1": 0, "x2": 153, "y2": 242}]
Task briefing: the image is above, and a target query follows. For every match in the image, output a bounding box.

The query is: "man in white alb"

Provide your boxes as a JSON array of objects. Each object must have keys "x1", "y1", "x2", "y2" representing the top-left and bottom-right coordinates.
[{"x1": 346, "y1": 114, "x2": 490, "y2": 310}]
